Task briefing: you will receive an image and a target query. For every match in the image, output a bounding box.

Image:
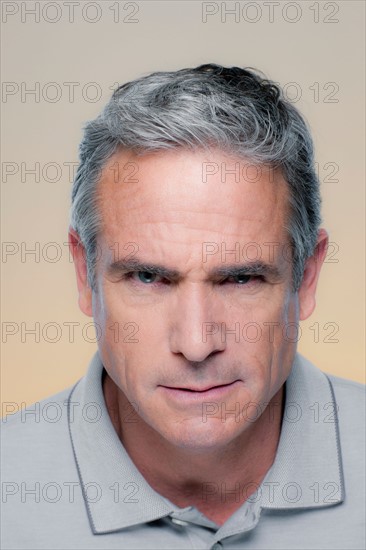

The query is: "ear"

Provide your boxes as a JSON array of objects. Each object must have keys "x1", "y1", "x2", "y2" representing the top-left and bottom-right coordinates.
[
  {"x1": 68, "y1": 227, "x2": 93, "y2": 317},
  {"x1": 298, "y1": 228, "x2": 329, "y2": 321}
]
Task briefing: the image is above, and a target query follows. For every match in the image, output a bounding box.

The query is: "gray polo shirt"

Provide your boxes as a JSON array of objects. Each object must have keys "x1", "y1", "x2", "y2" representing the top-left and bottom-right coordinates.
[{"x1": 1, "y1": 352, "x2": 365, "y2": 549}]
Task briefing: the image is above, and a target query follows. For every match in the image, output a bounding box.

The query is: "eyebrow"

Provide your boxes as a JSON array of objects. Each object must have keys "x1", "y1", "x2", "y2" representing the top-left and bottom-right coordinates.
[
  {"x1": 212, "y1": 262, "x2": 282, "y2": 280},
  {"x1": 107, "y1": 257, "x2": 282, "y2": 282},
  {"x1": 107, "y1": 258, "x2": 180, "y2": 280}
]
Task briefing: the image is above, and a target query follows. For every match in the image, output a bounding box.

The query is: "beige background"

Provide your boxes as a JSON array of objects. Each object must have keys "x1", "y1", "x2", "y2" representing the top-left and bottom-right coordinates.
[{"x1": 1, "y1": 0, "x2": 365, "y2": 413}]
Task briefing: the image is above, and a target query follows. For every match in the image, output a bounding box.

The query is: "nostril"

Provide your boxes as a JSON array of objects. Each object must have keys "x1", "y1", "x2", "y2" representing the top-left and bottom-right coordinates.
[
  {"x1": 208, "y1": 348, "x2": 225, "y2": 359},
  {"x1": 187, "y1": 348, "x2": 224, "y2": 368}
]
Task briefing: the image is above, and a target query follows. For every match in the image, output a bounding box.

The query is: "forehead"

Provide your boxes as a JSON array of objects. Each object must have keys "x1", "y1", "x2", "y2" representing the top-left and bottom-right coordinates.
[{"x1": 96, "y1": 147, "x2": 290, "y2": 263}]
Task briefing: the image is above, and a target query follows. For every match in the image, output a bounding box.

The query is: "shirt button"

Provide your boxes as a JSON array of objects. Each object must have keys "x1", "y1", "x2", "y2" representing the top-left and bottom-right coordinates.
[
  {"x1": 211, "y1": 543, "x2": 223, "y2": 550},
  {"x1": 170, "y1": 517, "x2": 188, "y2": 526}
]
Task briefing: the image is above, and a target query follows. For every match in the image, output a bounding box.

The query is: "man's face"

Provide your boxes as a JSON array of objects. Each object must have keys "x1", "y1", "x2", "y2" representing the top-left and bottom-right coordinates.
[{"x1": 71, "y1": 147, "x2": 325, "y2": 451}]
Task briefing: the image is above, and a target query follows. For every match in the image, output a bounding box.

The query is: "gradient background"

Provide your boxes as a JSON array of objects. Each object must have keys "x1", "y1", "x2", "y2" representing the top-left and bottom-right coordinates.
[{"x1": 1, "y1": 0, "x2": 365, "y2": 414}]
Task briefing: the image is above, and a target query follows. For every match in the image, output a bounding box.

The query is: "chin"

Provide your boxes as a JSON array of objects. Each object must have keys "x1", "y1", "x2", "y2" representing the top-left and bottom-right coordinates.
[{"x1": 160, "y1": 417, "x2": 243, "y2": 452}]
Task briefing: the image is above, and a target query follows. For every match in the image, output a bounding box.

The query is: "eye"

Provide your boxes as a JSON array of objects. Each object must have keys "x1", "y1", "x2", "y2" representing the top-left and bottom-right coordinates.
[
  {"x1": 221, "y1": 274, "x2": 252, "y2": 285},
  {"x1": 123, "y1": 270, "x2": 168, "y2": 286},
  {"x1": 232, "y1": 274, "x2": 251, "y2": 285},
  {"x1": 136, "y1": 271, "x2": 159, "y2": 284},
  {"x1": 220, "y1": 274, "x2": 263, "y2": 287}
]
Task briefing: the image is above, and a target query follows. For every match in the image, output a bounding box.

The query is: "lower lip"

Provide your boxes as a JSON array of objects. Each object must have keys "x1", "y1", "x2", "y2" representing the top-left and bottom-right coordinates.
[{"x1": 159, "y1": 381, "x2": 241, "y2": 403}]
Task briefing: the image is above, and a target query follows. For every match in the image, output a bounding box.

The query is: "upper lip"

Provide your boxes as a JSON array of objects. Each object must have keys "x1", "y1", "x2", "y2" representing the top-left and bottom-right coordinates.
[{"x1": 161, "y1": 381, "x2": 237, "y2": 392}]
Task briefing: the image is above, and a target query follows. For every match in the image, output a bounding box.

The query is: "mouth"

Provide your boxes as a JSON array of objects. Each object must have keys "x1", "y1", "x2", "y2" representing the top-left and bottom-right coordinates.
[
  {"x1": 163, "y1": 382, "x2": 237, "y2": 392},
  {"x1": 158, "y1": 380, "x2": 241, "y2": 402}
]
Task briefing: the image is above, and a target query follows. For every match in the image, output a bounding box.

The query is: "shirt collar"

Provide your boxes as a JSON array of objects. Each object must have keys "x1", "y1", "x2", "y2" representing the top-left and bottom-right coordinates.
[
  {"x1": 260, "y1": 353, "x2": 345, "y2": 509},
  {"x1": 67, "y1": 351, "x2": 344, "y2": 534},
  {"x1": 67, "y1": 351, "x2": 174, "y2": 534}
]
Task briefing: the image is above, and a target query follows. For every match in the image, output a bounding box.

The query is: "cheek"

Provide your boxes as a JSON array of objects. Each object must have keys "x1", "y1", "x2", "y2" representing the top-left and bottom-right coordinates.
[
  {"x1": 264, "y1": 291, "x2": 299, "y2": 386},
  {"x1": 229, "y1": 290, "x2": 298, "y2": 386},
  {"x1": 228, "y1": 288, "x2": 296, "y2": 345},
  {"x1": 93, "y1": 288, "x2": 162, "y2": 396}
]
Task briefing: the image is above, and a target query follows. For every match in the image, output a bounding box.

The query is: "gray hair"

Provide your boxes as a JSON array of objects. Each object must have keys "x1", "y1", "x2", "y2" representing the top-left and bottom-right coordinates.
[{"x1": 70, "y1": 63, "x2": 321, "y2": 292}]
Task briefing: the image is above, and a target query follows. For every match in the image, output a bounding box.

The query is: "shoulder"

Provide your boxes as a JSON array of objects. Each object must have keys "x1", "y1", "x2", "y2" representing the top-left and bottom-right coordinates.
[
  {"x1": 295, "y1": 353, "x2": 365, "y2": 406},
  {"x1": 326, "y1": 372, "x2": 365, "y2": 395},
  {"x1": 2, "y1": 384, "x2": 75, "y2": 428},
  {"x1": 326, "y1": 372, "x2": 365, "y2": 421},
  {"x1": 1, "y1": 383, "x2": 79, "y2": 471},
  {"x1": 291, "y1": 353, "x2": 365, "y2": 441},
  {"x1": 1, "y1": 382, "x2": 89, "y2": 548}
]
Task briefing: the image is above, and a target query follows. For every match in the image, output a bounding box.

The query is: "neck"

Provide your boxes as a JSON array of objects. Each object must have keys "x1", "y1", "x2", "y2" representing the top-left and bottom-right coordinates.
[{"x1": 103, "y1": 372, "x2": 284, "y2": 526}]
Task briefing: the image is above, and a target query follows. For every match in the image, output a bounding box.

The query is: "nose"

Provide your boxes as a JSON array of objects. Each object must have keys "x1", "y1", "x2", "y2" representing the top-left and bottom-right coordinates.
[{"x1": 168, "y1": 283, "x2": 225, "y2": 363}]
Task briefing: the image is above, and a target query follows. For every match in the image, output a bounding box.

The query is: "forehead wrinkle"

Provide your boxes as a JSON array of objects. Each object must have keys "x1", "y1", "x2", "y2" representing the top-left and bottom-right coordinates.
[
  {"x1": 99, "y1": 208, "x2": 288, "y2": 246},
  {"x1": 96, "y1": 150, "x2": 291, "y2": 254}
]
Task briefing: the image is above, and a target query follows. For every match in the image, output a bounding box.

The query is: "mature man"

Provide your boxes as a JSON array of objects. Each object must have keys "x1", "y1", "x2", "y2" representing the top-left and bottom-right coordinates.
[{"x1": 2, "y1": 64, "x2": 365, "y2": 549}]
